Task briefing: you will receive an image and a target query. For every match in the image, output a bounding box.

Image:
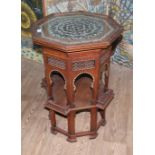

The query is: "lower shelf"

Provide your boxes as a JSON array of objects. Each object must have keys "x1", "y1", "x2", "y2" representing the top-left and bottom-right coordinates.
[
  {"x1": 44, "y1": 75, "x2": 114, "y2": 115},
  {"x1": 45, "y1": 89, "x2": 114, "y2": 115},
  {"x1": 44, "y1": 76, "x2": 114, "y2": 142}
]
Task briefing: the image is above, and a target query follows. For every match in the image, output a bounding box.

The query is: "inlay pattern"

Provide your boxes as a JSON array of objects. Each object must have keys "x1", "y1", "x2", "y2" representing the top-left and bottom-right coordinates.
[
  {"x1": 72, "y1": 60, "x2": 95, "y2": 71},
  {"x1": 48, "y1": 57, "x2": 66, "y2": 69},
  {"x1": 40, "y1": 15, "x2": 114, "y2": 44}
]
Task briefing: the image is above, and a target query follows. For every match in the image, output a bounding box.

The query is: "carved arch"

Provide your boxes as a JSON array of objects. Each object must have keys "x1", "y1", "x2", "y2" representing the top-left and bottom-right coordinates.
[
  {"x1": 49, "y1": 70, "x2": 67, "y2": 89},
  {"x1": 73, "y1": 72, "x2": 95, "y2": 91}
]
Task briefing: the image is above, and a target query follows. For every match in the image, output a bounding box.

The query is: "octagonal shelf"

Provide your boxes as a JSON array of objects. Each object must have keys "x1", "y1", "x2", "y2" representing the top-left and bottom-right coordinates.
[{"x1": 44, "y1": 75, "x2": 114, "y2": 115}]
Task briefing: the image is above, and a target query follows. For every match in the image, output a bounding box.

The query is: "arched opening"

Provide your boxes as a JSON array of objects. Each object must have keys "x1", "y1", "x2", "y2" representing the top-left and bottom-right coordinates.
[
  {"x1": 50, "y1": 70, "x2": 65, "y2": 84},
  {"x1": 74, "y1": 73, "x2": 94, "y2": 105},
  {"x1": 50, "y1": 71, "x2": 66, "y2": 103}
]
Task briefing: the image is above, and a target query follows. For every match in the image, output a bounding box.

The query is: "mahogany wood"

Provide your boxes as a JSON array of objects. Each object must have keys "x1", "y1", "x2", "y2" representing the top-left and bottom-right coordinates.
[
  {"x1": 50, "y1": 110, "x2": 57, "y2": 134},
  {"x1": 32, "y1": 11, "x2": 123, "y2": 142},
  {"x1": 67, "y1": 111, "x2": 77, "y2": 142},
  {"x1": 90, "y1": 107, "x2": 98, "y2": 139}
]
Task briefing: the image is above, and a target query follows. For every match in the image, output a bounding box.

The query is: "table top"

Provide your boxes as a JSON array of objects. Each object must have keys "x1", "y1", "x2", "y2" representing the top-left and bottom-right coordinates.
[{"x1": 32, "y1": 11, "x2": 123, "y2": 52}]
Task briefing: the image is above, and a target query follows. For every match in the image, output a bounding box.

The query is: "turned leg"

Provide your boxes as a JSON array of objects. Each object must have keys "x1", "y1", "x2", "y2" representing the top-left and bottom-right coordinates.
[
  {"x1": 99, "y1": 109, "x2": 106, "y2": 126},
  {"x1": 50, "y1": 110, "x2": 57, "y2": 134},
  {"x1": 67, "y1": 111, "x2": 77, "y2": 142},
  {"x1": 90, "y1": 107, "x2": 98, "y2": 139}
]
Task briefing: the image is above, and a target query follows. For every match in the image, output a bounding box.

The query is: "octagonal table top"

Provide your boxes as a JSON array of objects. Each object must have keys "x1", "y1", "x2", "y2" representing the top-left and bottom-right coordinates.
[{"x1": 32, "y1": 11, "x2": 123, "y2": 52}]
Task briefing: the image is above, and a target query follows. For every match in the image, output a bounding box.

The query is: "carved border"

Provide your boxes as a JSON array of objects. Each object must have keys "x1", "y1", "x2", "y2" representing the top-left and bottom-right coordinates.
[
  {"x1": 48, "y1": 57, "x2": 66, "y2": 69},
  {"x1": 72, "y1": 60, "x2": 95, "y2": 71}
]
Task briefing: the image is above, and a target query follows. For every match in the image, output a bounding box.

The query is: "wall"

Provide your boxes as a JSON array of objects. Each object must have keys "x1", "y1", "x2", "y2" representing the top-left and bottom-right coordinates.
[{"x1": 44, "y1": 0, "x2": 108, "y2": 15}]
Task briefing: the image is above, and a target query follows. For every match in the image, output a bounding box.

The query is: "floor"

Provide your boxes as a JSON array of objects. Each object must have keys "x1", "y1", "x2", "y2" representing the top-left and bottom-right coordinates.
[{"x1": 21, "y1": 58, "x2": 133, "y2": 155}]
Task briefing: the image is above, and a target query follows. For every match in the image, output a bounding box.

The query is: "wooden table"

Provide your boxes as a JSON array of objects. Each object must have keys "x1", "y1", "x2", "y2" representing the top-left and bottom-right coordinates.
[{"x1": 32, "y1": 11, "x2": 123, "y2": 142}]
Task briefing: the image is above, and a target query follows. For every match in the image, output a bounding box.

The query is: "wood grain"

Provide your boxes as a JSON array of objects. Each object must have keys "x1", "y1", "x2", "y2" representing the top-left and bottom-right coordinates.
[{"x1": 22, "y1": 58, "x2": 132, "y2": 155}]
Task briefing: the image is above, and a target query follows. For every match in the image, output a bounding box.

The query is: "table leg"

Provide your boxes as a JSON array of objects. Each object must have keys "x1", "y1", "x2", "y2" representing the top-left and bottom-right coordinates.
[
  {"x1": 99, "y1": 109, "x2": 106, "y2": 126},
  {"x1": 50, "y1": 110, "x2": 57, "y2": 134},
  {"x1": 90, "y1": 107, "x2": 98, "y2": 139},
  {"x1": 45, "y1": 76, "x2": 54, "y2": 100},
  {"x1": 67, "y1": 111, "x2": 77, "y2": 142}
]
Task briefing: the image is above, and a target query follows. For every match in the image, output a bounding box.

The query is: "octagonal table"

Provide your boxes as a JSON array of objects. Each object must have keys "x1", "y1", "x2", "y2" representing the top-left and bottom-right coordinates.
[{"x1": 32, "y1": 11, "x2": 123, "y2": 142}]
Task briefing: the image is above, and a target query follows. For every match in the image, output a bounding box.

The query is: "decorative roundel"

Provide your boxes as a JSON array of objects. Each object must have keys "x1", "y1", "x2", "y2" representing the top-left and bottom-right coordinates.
[{"x1": 40, "y1": 15, "x2": 114, "y2": 44}]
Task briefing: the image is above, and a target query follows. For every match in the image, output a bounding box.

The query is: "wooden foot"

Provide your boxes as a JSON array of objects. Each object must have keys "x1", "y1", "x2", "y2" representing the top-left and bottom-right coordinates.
[
  {"x1": 67, "y1": 135, "x2": 77, "y2": 142},
  {"x1": 101, "y1": 120, "x2": 107, "y2": 126},
  {"x1": 89, "y1": 133, "x2": 98, "y2": 139},
  {"x1": 48, "y1": 96, "x2": 54, "y2": 101},
  {"x1": 51, "y1": 127, "x2": 58, "y2": 135},
  {"x1": 100, "y1": 110, "x2": 106, "y2": 126}
]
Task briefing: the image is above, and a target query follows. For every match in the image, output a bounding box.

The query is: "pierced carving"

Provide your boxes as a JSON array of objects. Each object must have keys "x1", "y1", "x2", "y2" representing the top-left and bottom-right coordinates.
[
  {"x1": 48, "y1": 57, "x2": 66, "y2": 69},
  {"x1": 100, "y1": 53, "x2": 110, "y2": 64},
  {"x1": 72, "y1": 60, "x2": 95, "y2": 71}
]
